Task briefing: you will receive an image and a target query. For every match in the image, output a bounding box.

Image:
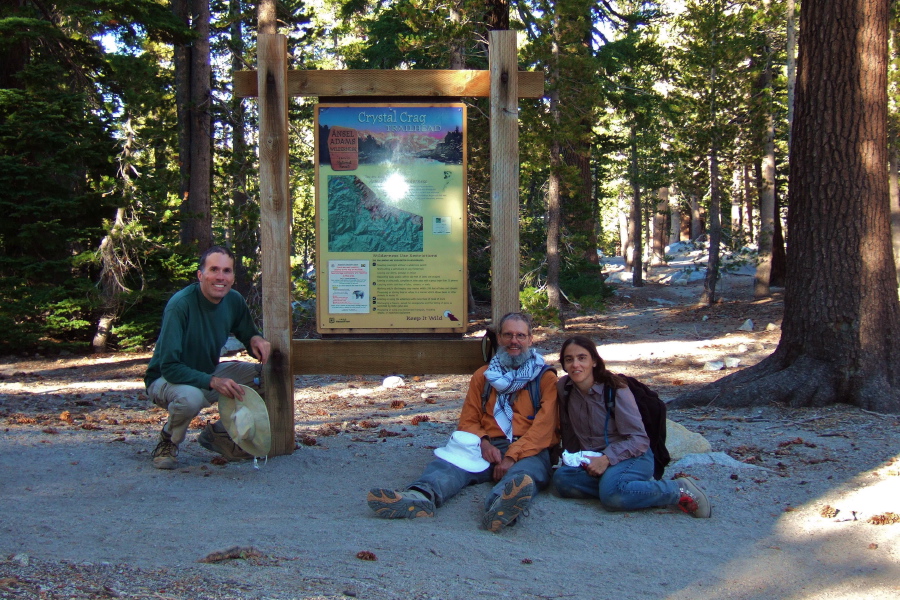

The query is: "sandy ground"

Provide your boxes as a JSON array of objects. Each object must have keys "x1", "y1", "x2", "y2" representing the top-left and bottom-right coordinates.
[{"x1": 1, "y1": 273, "x2": 899, "y2": 600}]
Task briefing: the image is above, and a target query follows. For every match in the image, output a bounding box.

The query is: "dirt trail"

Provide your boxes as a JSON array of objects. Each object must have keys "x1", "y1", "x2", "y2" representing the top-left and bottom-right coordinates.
[{"x1": 1, "y1": 276, "x2": 898, "y2": 600}]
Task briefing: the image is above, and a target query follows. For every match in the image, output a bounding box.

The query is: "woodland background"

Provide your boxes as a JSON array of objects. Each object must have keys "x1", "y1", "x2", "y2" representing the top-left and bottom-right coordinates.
[{"x1": 2, "y1": 0, "x2": 899, "y2": 386}]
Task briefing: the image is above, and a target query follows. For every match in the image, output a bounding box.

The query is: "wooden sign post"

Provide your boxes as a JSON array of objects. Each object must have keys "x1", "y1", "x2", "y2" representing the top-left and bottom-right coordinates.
[{"x1": 238, "y1": 35, "x2": 543, "y2": 456}]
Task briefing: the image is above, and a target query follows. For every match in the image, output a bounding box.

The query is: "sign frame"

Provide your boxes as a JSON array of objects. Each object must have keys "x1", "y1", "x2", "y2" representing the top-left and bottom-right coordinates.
[{"x1": 314, "y1": 103, "x2": 468, "y2": 334}]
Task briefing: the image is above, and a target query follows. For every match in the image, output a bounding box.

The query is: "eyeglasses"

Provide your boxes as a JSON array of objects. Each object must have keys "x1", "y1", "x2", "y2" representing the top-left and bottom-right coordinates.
[{"x1": 500, "y1": 332, "x2": 529, "y2": 341}]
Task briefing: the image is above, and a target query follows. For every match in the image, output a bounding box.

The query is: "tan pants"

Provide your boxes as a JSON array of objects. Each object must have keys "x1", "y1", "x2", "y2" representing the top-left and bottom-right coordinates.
[{"x1": 147, "y1": 361, "x2": 262, "y2": 445}]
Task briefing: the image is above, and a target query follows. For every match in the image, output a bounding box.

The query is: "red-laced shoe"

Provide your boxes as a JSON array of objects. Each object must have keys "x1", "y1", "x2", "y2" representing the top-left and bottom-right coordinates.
[{"x1": 675, "y1": 477, "x2": 711, "y2": 518}]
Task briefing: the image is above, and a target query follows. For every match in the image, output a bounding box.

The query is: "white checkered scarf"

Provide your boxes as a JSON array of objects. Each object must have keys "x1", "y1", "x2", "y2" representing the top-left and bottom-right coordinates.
[{"x1": 484, "y1": 350, "x2": 545, "y2": 441}]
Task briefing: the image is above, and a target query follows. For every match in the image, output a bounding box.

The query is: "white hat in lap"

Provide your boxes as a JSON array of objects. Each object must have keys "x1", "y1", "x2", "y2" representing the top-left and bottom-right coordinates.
[{"x1": 434, "y1": 431, "x2": 490, "y2": 473}]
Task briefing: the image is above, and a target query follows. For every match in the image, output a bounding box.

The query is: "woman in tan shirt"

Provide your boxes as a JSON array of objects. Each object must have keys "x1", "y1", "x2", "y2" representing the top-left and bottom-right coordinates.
[{"x1": 553, "y1": 335, "x2": 711, "y2": 517}]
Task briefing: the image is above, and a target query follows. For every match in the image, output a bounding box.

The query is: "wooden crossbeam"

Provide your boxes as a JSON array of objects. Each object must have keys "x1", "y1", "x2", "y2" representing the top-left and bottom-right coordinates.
[
  {"x1": 234, "y1": 69, "x2": 544, "y2": 99},
  {"x1": 292, "y1": 339, "x2": 487, "y2": 375}
]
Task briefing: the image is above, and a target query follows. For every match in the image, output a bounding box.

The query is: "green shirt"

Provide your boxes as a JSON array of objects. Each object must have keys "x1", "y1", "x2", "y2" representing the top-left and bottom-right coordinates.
[{"x1": 144, "y1": 283, "x2": 261, "y2": 390}]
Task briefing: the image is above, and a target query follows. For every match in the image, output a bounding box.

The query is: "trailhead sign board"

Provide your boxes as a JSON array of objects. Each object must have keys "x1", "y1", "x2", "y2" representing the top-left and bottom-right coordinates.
[{"x1": 315, "y1": 103, "x2": 468, "y2": 334}]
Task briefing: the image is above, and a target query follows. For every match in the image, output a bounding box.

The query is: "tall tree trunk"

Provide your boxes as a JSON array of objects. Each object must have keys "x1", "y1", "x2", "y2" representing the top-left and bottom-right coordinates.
[
  {"x1": 230, "y1": 0, "x2": 254, "y2": 296},
  {"x1": 755, "y1": 38, "x2": 777, "y2": 298},
  {"x1": 731, "y1": 168, "x2": 742, "y2": 241},
  {"x1": 619, "y1": 192, "x2": 632, "y2": 263},
  {"x1": 690, "y1": 192, "x2": 702, "y2": 239},
  {"x1": 546, "y1": 18, "x2": 563, "y2": 326},
  {"x1": 629, "y1": 125, "x2": 643, "y2": 287},
  {"x1": 892, "y1": 127, "x2": 900, "y2": 287},
  {"x1": 745, "y1": 163, "x2": 756, "y2": 240},
  {"x1": 93, "y1": 208, "x2": 128, "y2": 353},
  {"x1": 771, "y1": 191, "x2": 787, "y2": 286},
  {"x1": 786, "y1": 0, "x2": 798, "y2": 152},
  {"x1": 652, "y1": 187, "x2": 668, "y2": 265},
  {"x1": 258, "y1": 0, "x2": 277, "y2": 34},
  {"x1": 891, "y1": 15, "x2": 900, "y2": 287},
  {"x1": 700, "y1": 145, "x2": 722, "y2": 304},
  {"x1": 173, "y1": 0, "x2": 191, "y2": 233},
  {"x1": 673, "y1": 0, "x2": 900, "y2": 413},
  {"x1": 669, "y1": 189, "x2": 681, "y2": 245},
  {"x1": 177, "y1": 0, "x2": 213, "y2": 251}
]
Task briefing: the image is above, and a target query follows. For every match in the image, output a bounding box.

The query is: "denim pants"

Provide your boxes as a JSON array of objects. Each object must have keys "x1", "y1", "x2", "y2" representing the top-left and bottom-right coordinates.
[
  {"x1": 408, "y1": 439, "x2": 551, "y2": 511},
  {"x1": 552, "y1": 449, "x2": 681, "y2": 511},
  {"x1": 147, "y1": 361, "x2": 261, "y2": 445}
]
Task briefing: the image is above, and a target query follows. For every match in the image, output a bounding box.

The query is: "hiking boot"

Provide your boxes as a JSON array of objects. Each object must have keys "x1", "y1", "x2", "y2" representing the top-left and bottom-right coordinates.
[
  {"x1": 482, "y1": 473, "x2": 535, "y2": 532},
  {"x1": 675, "y1": 477, "x2": 711, "y2": 518},
  {"x1": 197, "y1": 421, "x2": 252, "y2": 461},
  {"x1": 367, "y1": 489, "x2": 435, "y2": 519},
  {"x1": 151, "y1": 428, "x2": 178, "y2": 470}
]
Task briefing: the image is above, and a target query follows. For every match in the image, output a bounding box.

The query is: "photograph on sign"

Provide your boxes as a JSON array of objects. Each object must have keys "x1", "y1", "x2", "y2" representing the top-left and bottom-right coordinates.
[{"x1": 315, "y1": 104, "x2": 467, "y2": 333}]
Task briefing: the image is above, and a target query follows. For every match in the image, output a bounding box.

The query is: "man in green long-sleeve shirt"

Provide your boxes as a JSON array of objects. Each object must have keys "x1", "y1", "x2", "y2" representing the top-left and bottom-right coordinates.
[{"x1": 145, "y1": 246, "x2": 271, "y2": 470}]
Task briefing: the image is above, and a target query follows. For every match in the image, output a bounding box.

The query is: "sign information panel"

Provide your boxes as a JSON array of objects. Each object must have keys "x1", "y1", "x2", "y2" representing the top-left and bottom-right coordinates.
[{"x1": 315, "y1": 104, "x2": 467, "y2": 333}]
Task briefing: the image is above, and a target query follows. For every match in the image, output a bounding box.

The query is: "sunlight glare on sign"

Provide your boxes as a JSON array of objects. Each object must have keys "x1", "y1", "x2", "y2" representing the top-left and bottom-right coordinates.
[{"x1": 382, "y1": 172, "x2": 409, "y2": 203}]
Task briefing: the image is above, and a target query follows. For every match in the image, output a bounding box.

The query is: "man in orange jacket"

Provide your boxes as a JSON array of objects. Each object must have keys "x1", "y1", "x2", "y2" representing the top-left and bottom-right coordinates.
[{"x1": 367, "y1": 312, "x2": 559, "y2": 531}]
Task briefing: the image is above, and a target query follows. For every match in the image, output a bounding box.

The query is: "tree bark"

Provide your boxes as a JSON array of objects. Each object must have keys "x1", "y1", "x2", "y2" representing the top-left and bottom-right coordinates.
[
  {"x1": 755, "y1": 39, "x2": 777, "y2": 298},
  {"x1": 669, "y1": 190, "x2": 681, "y2": 245},
  {"x1": 177, "y1": 0, "x2": 212, "y2": 251},
  {"x1": 731, "y1": 168, "x2": 742, "y2": 240},
  {"x1": 700, "y1": 145, "x2": 721, "y2": 304},
  {"x1": 652, "y1": 187, "x2": 668, "y2": 265},
  {"x1": 672, "y1": 0, "x2": 900, "y2": 413},
  {"x1": 546, "y1": 20, "x2": 563, "y2": 326},
  {"x1": 629, "y1": 126, "x2": 643, "y2": 286},
  {"x1": 770, "y1": 190, "x2": 787, "y2": 286},
  {"x1": 690, "y1": 192, "x2": 702, "y2": 240},
  {"x1": 230, "y1": 0, "x2": 254, "y2": 296}
]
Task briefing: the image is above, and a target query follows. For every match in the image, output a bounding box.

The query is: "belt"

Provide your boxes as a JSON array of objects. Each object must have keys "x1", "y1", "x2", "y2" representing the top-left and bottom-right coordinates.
[{"x1": 489, "y1": 436, "x2": 520, "y2": 443}]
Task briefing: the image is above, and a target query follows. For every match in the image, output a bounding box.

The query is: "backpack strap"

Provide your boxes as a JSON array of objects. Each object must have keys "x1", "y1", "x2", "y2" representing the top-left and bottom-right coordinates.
[{"x1": 602, "y1": 382, "x2": 615, "y2": 447}]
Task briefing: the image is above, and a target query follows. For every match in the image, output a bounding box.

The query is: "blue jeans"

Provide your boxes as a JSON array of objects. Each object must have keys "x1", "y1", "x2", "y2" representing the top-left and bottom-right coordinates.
[
  {"x1": 409, "y1": 439, "x2": 551, "y2": 511},
  {"x1": 552, "y1": 449, "x2": 680, "y2": 511}
]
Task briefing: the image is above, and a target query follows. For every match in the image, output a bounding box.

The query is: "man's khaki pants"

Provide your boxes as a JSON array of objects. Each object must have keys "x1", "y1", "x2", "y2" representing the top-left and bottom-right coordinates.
[{"x1": 147, "y1": 361, "x2": 261, "y2": 445}]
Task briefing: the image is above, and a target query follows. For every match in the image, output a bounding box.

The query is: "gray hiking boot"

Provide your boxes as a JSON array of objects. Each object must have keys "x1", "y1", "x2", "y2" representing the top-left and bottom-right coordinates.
[
  {"x1": 151, "y1": 428, "x2": 178, "y2": 470},
  {"x1": 675, "y1": 477, "x2": 711, "y2": 518},
  {"x1": 197, "y1": 421, "x2": 252, "y2": 461},
  {"x1": 482, "y1": 473, "x2": 535, "y2": 532},
  {"x1": 367, "y1": 488, "x2": 435, "y2": 519}
]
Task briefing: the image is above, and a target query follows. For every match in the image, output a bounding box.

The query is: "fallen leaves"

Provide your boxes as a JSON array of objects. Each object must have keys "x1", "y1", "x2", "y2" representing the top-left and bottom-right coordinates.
[
  {"x1": 377, "y1": 429, "x2": 400, "y2": 438},
  {"x1": 299, "y1": 434, "x2": 317, "y2": 446},
  {"x1": 198, "y1": 546, "x2": 262, "y2": 563},
  {"x1": 867, "y1": 512, "x2": 900, "y2": 525},
  {"x1": 390, "y1": 400, "x2": 406, "y2": 409},
  {"x1": 41, "y1": 427, "x2": 60, "y2": 435},
  {"x1": 820, "y1": 505, "x2": 840, "y2": 518},
  {"x1": 356, "y1": 551, "x2": 377, "y2": 561},
  {"x1": 410, "y1": 415, "x2": 430, "y2": 425}
]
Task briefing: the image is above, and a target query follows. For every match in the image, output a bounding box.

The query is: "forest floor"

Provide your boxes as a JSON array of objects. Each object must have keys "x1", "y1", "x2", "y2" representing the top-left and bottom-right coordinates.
[{"x1": 1, "y1": 271, "x2": 899, "y2": 600}]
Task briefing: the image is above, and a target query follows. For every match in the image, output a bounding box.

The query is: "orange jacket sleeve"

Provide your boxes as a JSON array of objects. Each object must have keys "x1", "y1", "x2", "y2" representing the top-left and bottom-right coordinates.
[{"x1": 457, "y1": 365, "x2": 560, "y2": 462}]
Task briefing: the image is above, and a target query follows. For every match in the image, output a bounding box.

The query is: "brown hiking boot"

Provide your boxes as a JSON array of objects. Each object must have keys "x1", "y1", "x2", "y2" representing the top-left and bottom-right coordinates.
[
  {"x1": 151, "y1": 428, "x2": 178, "y2": 470},
  {"x1": 482, "y1": 473, "x2": 535, "y2": 532},
  {"x1": 197, "y1": 421, "x2": 252, "y2": 461},
  {"x1": 367, "y1": 489, "x2": 435, "y2": 519}
]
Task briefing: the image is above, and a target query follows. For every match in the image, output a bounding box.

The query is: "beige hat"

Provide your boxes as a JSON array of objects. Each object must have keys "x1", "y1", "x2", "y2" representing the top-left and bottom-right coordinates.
[
  {"x1": 434, "y1": 431, "x2": 490, "y2": 473},
  {"x1": 218, "y1": 385, "x2": 271, "y2": 457}
]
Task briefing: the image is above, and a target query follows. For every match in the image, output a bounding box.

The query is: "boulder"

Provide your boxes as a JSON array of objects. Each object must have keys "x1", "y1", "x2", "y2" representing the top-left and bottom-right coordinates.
[{"x1": 665, "y1": 419, "x2": 712, "y2": 461}]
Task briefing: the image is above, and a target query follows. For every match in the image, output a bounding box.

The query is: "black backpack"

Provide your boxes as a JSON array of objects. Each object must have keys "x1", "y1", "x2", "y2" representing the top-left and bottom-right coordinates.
[{"x1": 563, "y1": 374, "x2": 670, "y2": 480}]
